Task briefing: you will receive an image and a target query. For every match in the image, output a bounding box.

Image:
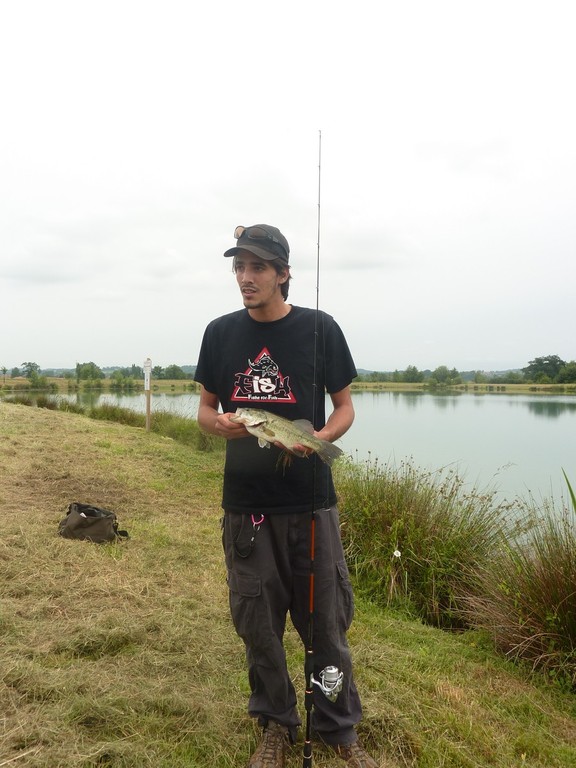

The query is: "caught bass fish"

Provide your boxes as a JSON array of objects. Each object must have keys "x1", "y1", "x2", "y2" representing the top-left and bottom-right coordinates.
[{"x1": 230, "y1": 408, "x2": 344, "y2": 466}]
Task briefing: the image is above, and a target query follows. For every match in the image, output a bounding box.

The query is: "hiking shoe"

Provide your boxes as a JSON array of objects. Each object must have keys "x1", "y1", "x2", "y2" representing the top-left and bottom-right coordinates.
[
  {"x1": 333, "y1": 741, "x2": 379, "y2": 768},
  {"x1": 247, "y1": 721, "x2": 290, "y2": 768}
]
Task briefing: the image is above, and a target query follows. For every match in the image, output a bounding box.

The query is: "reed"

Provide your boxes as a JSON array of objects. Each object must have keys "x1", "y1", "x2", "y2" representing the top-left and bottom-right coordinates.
[
  {"x1": 462, "y1": 478, "x2": 576, "y2": 688},
  {"x1": 335, "y1": 457, "x2": 514, "y2": 628},
  {"x1": 335, "y1": 457, "x2": 576, "y2": 686}
]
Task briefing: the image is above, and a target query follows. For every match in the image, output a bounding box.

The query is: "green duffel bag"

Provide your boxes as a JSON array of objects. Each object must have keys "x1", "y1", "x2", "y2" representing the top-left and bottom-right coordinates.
[{"x1": 58, "y1": 502, "x2": 128, "y2": 543}]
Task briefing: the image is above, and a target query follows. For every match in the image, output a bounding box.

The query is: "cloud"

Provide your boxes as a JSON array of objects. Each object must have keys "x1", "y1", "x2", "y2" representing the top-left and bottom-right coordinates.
[{"x1": 0, "y1": 1, "x2": 575, "y2": 373}]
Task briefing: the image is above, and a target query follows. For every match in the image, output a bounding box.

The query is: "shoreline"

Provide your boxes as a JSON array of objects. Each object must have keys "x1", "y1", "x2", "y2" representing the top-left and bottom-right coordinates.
[{"x1": 2, "y1": 378, "x2": 575, "y2": 397}]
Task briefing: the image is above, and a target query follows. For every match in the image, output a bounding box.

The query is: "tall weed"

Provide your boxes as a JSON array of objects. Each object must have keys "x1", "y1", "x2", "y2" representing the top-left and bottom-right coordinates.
[
  {"x1": 463, "y1": 480, "x2": 576, "y2": 687},
  {"x1": 563, "y1": 468, "x2": 576, "y2": 511},
  {"x1": 2, "y1": 394, "x2": 34, "y2": 406},
  {"x1": 150, "y1": 410, "x2": 224, "y2": 452},
  {"x1": 335, "y1": 457, "x2": 514, "y2": 628},
  {"x1": 88, "y1": 402, "x2": 146, "y2": 427}
]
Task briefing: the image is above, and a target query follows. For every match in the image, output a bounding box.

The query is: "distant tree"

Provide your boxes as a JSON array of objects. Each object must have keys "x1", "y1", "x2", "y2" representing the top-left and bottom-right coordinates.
[
  {"x1": 403, "y1": 365, "x2": 424, "y2": 383},
  {"x1": 556, "y1": 361, "x2": 576, "y2": 384},
  {"x1": 490, "y1": 370, "x2": 525, "y2": 384},
  {"x1": 428, "y1": 365, "x2": 462, "y2": 386},
  {"x1": 164, "y1": 364, "x2": 187, "y2": 380},
  {"x1": 109, "y1": 370, "x2": 138, "y2": 390},
  {"x1": 76, "y1": 362, "x2": 105, "y2": 381},
  {"x1": 11, "y1": 367, "x2": 20, "y2": 378},
  {"x1": 474, "y1": 371, "x2": 488, "y2": 384},
  {"x1": 432, "y1": 365, "x2": 450, "y2": 383},
  {"x1": 152, "y1": 366, "x2": 164, "y2": 379},
  {"x1": 21, "y1": 362, "x2": 41, "y2": 379},
  {"x1": 1, "y1": 366, "x2": 6, "y2": 384},
  {"x1": 522, "y1": 355, "x2": 566, "y2": 383},
  {"x1": 129, "y1": 364, "x2": 144, "y2": 378},
  {"x1": 370, "y1": 371, "x2": 391, "y2": 382}
]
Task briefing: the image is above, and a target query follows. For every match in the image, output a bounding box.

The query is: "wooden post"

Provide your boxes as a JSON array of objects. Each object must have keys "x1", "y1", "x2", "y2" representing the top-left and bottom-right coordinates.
[{"x1": 143, "y1": 358, "x2": 152, "y2": 432}]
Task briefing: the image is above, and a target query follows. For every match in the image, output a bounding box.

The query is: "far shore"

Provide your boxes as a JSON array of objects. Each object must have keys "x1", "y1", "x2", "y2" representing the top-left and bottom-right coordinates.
[{"x1": 1, "y1": 377, "x2": 575, "y2": 397}]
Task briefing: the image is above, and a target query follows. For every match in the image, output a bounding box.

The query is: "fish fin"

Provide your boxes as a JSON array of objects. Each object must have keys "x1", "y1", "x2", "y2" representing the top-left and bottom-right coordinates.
[
  {"x1": 257, "y1": 438, "x2": 271, "y2": 449},
  {"x1": 316, "y1": 441, "x2": 344, "y2": 466},
  {"x1": 276, "y1": 451, "x2": 294, "y2": 472},
  {"x1": 292, "y1": 419, "x2": 316, "y2": 435}
]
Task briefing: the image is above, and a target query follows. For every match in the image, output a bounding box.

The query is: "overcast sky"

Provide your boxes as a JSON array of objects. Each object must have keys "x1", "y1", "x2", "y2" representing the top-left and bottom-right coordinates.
[{"x1": 1, "y1": 0, "x2": 575, "y2": 374}]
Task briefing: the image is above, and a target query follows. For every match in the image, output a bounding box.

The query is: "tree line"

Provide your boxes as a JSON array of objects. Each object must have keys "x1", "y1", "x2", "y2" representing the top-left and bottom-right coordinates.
[
  {"x1": 358, "y1": 354, "x2": 576, "y2": 385},
  {"x1": 1, "y1": 362, "x2": 194, "y2": 386},
  {"x1": 2, "y1": 355, "x2": 575, "y2": 387}
]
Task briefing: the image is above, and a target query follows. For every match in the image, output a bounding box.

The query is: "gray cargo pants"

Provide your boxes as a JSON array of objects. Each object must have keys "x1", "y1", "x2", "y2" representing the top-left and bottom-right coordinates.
[{"x1": 222, "y1": 506, "x2": 363, "y2": 746}]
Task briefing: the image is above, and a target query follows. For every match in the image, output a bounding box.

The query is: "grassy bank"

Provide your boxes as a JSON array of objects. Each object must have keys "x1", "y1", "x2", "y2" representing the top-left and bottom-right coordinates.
[{"x1": 1, "y1": 403, "x2": 575, "y2": 767}]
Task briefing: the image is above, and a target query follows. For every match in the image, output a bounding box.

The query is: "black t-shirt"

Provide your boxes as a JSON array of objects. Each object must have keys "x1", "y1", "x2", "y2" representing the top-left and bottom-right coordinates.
[{"x1": 194, "y1": 306, "x2": 357, "y2": 514}]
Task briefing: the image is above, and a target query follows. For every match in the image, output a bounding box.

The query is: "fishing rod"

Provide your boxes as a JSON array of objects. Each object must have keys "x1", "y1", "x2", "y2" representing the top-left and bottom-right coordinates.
[{"x1": 302, "y1": 130, "x2": 344, "y2": 768}]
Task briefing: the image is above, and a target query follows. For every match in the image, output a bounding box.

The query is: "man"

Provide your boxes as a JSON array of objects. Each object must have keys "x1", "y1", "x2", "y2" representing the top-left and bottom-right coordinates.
[{"x1": 195, "y1": 224, "x2": 378, "y2": 768}]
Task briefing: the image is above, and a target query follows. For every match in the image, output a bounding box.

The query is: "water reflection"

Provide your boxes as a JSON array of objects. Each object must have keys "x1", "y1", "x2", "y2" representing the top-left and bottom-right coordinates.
[
  {"x1": 391, "y1": 391, "x2": 425, "y2": 409},
  {"x1": 526, "y1": 400, "x2": 576, "y2": 418},
  {"x1": 430, "y1": 395, "x2": 460, "y2": 410},
  {"x1": 369, "y1": 390, "x2": 576, "y2": 419}
]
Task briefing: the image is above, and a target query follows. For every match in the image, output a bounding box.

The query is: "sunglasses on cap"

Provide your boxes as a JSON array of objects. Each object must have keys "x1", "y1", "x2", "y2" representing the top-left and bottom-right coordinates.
[{"x1": 234, "y1": 225, "x2": 282, "y2": 247}]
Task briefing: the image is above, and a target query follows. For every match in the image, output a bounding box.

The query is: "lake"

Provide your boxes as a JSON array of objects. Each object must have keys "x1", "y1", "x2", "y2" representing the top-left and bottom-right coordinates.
[{"x1": 58, "y1": 389, "x2": 576, "y2": 503}]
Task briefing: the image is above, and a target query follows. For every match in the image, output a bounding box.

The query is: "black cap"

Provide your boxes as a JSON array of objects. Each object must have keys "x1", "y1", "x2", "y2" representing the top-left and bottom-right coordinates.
[{"x1": 224, "y1": 224, "x2": 290, "y2": 264}]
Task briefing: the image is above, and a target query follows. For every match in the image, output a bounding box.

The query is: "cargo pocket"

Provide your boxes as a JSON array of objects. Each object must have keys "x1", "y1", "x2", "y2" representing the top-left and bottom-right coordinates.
[
  {"x1": 227, "y1": 570, "x2": 262, "y2": 598},
  {"x1": 227, "y1": 570, "x2": 264, "y2": 642},
  {"x1": 336, "y1": 559, "x2": 355, "y2": 630}
]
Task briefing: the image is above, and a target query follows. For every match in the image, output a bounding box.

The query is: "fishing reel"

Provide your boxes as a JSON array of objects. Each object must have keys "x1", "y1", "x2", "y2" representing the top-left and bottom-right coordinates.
[{"x1": 311, "y1": 665, "x2": 344, "y2": 703}]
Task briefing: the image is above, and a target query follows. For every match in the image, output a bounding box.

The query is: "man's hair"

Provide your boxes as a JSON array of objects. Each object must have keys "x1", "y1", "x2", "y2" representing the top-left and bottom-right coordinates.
[
  {"x1": 271, "y1": 260, "x2": 291, "y2": 301},
  {"x1": 233, "y1": 256, "x2": 291, "y2": 301}
]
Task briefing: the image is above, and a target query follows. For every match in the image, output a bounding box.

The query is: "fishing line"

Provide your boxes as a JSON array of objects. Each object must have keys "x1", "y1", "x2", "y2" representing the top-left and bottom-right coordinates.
[
  {"x1": 302, "y1": 130, "x2": 343, "y2": 768},
  {"x1": 302, "y1": 129, "x2": 322, "y2": 768},
  {"x1": 312, "y1": 129, "x2": 322, "y2": 430}
]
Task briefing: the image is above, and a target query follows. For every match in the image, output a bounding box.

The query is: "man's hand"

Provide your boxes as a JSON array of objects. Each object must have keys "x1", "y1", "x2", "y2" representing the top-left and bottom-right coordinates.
[
  {"x1": 214, "y1": 412, "x2": 250, "y2": 440},
  {"x1": 198, "y1": 387, "x2": 250, "y2": 440}
]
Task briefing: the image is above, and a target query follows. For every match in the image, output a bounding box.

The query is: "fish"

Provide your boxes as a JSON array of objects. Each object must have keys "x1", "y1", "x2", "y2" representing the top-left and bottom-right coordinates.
[{"x1": 230, "y1": 407, "x2": 344, "y2": 466}]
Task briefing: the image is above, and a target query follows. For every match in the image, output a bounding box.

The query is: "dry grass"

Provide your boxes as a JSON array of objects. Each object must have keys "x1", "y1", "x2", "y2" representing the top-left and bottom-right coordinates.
[
  {"x1": 0, "y1": 403, "x2": 236, "y2": 767},
  {"x1": 1, "y1": 403, "x2": 576, "y2": 767}
]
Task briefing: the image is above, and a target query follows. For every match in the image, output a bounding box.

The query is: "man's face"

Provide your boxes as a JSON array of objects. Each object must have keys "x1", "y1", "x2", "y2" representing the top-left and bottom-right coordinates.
[{"x1": 234, "y1": 252, "x2": 287, "y2": 310}]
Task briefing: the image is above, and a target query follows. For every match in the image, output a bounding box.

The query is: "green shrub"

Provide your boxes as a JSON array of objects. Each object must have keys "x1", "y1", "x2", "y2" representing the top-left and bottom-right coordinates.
[
  {"x1": 335, "y1": 458, "x2": 576, "y2": 684},
  {"x1": 151, "y1": 410, "x2": 225, "y2": 452},
  {"x1": 35, "y1": 394, "x2": 58, "y2": 410},
  {"x1": 462, "y1": 479, "x2": 576, "y2": 688},
  {"x1": 2, "y1": 394, "x2": 34, "y2": 407},
  {"x1": 88, "y1": 403, "x2": 146, "y2": 428},
  {"x1": 335, "y1": 457, "x2": 513, "y2": 628},
  {"x1": 57, "y1": 400, "x2": 86, "y2": 415}
]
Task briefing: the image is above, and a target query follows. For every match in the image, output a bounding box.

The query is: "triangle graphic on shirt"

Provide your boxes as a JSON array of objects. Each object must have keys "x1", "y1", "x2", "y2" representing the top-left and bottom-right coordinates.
[{"x1": 231, "y1": 347, "x2": 296, "y2": 403}]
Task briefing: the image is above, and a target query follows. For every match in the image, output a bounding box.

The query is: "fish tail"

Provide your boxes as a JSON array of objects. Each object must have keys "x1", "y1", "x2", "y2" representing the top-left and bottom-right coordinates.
[{"x1": 316, "y1": 440, "x2": 344, "y2": 466}]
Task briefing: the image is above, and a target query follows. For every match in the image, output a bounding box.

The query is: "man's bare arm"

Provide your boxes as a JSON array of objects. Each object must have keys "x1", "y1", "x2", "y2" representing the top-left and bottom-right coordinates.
[{"x1": 316, "y1": 385, "x2": 355, "y2": 443}]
